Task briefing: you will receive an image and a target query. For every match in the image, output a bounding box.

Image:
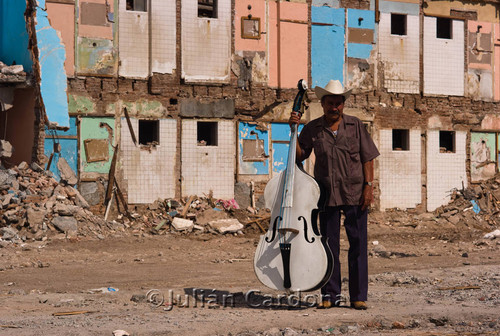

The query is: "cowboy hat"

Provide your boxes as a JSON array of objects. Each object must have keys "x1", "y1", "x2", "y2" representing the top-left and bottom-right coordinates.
[{"x1": 314, "y1": 80, "x2": 352, "y2": 101}]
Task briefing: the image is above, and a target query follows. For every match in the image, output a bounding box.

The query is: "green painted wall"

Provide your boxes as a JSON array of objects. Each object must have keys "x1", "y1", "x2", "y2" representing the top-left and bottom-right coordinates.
[
  {"x1": 80, "y1": 117, "x2": 115, "y2": 173},
  {"x1": 69, "y1": 94, "x2": 95, "y2": 114}
]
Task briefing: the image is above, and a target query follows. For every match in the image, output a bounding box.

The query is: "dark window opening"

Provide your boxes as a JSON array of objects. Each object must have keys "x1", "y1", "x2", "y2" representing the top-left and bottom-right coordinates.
[
  {"x1": 436, "y1": 17, "x2": 452, "y2": 39},
  {"x1": 197, "y1": 121, "x2": 218, "y2": 146},
  {"x1": 392, "y1": 129, "x2": 410, "y2": 151},
  {"x1": 391, "y1": 14, "x2": 407, "y2": 36},
  {"x1": 139, "y1": 120, "x2": 159, "y2": 145},
  {"x1": 170, "y1": 98, "x2": 178, "y2": 105},
  {"x1": 439, "y1": 131, "x2": 455, "y2": 153},
  {"x1": 126, "y1": 0, "x2": 147, "y2": 12},
  {"x1": 198, "y1": 0, "x2": 217, "y2": 18}
]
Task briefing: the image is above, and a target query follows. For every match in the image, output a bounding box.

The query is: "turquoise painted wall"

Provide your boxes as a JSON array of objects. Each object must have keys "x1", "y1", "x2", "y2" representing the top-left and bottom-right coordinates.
[
  {"x1": 239, "y1": 122, "x2": 269, "y2": 175},
  {"x1": 0, "y1": 0, "x2": 33, "y2": 70},
  {"x1": 44, "y1": 117, "x2": 78, "y2": 182},
  {"x1": 80, "y1": 117, "x2": 115, "y2": 173}
]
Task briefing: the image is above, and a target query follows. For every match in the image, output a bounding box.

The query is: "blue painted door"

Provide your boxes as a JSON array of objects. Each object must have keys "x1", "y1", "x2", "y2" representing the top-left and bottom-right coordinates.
[
  {"x1": 311, "y1": 6, "x2": 345, "y2": 88},
  {"x1": 44, "y1": 116, "x2": 78, "y2": 182}
]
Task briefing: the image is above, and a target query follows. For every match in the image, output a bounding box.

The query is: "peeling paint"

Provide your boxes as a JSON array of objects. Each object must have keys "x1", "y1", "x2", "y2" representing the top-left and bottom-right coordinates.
[
  {"x1": 68, "y1": 94, "x2": 95, "y2": 114},
  {"x1": 77, "y1": 37, "x2": 117, "y2": 75},
  {"x1": 122, "y1": 100, "x2": 166, "y2": 117},
  {"x1": 29, "y1": 0, "x2": 70, "y2": 128},
  {"x1": 238, "y1": 122, "x2": 269, "y2": 175}
]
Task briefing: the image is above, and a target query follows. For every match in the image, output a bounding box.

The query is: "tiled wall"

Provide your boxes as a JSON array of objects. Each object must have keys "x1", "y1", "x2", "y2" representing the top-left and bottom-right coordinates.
[
  {"x1": 426, "y1": 130, "x2": 467, "y2": 212},
  {"x1": 118, "y1": 1, "x2": 149, "y2": 78},
  {"x1": 121, "y1": 118, "x2": 177, "y2": 203},
  {"x1": 181, "y1": 120, "x2": 235, "y2": 199},
  {"x1": 181, "y1": 0, "x2": 231, "y2": 82},
  {"x1": 119, "y1": 0, "x2": 176, "y2": 78},
  {"x1": 151, "y1": 0, "x2": 176, "y2": 74},
  {"x1": 379, "y1": 129, "x2": 421, "y2": 210},
  {"x1": 379, "y1": 13, "x2": 420, "y2": 93},
  {"x1": 423, "y1": 17, "x2": 464, "y2": 96}
]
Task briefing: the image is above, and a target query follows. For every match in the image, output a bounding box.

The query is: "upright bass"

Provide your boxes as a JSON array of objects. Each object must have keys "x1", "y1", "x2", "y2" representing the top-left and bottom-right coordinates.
[{"x1": 254, "y1": 80, "x2": 333, "y2": 292}]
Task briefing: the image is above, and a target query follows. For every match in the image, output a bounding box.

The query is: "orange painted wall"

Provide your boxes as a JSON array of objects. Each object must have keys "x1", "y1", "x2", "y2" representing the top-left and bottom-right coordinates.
[
  {"x1": 46, "y1": 2, "x2": 75, "y2": 77},
  {"x1": 78, "y1": 0, "x2": 114, "y2": 39},
  {"x1": 495, "y1": 24, "x2": 500, "y2": 101},
  {"x1": 468, "y1": 21, "x2": 492, "y2": 71},
  {"x1": 235, "y1": 0, "x2": 266, "y2": 52},
  {"x1": 268, "y1": 1, "x2": 308, "y2": 88}
]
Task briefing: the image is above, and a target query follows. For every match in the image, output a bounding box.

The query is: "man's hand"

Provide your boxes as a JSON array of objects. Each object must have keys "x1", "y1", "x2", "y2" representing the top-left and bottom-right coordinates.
[
  {"x1": 289, "y1": 112, "x2": 301, "y2": 128},
  {"x1": 360, "y1": 184, "x2": 373, "y2": 211}
]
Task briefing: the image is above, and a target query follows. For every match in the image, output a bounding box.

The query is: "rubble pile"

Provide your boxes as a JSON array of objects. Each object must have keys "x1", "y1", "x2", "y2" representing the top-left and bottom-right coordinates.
[
  {"x1": 0, "y1": 61, "x2": 27, "y2": 83},
  {"x1": 0, "y1": 162, "x2": 266, "y2": 246},
  {"x1": 121, "y1": 194, "x2": 268, "y2": 236},
  {"x1": 0, "y1": 162, "x2": 121, "y2": 246},
  {"x1": 433, "y1": 174, "x2": 500, "y2": 232}
]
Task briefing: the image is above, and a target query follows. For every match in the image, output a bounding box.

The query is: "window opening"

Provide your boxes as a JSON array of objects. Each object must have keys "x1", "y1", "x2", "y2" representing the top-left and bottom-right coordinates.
[
  {"x1": 197, "y1": 121, "x2": 218, "y2": 146},
  {"x1": 439, "y1": 131, "x2": 455, "y2": 153},
  {"x1": 138, "y1": 120, "x2": 159, "y2": 145},
  {"x1": 198, "y1": 0, "x2": 217, "y2": 18},
  {"x1": 391, "y1": 14, "x2": 406, "y2": 36},
  {"x1": 392, "y1": 129, "x2": 410, "y2": 151},
  {"x1": 126, "y1": 0, "x2": 147, "y2": 12},
  {"x1": 436, "y1": 17, "x2": 452, "y2": 39}
]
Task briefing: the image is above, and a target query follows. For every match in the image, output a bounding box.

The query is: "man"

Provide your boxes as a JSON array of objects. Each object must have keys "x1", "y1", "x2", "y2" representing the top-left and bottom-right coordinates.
[{"x1": 289, "y1": 80, "x2": 379, "y2": 310}]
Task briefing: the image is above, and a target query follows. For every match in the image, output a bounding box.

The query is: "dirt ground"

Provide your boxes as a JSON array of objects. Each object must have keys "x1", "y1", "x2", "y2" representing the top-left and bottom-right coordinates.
[{"x1": 1, "y1": 213, "x2": 499, "y2": 336}]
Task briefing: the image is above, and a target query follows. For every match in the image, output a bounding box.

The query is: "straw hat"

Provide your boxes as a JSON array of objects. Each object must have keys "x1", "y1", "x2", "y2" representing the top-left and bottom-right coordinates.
[{"x1": 314, "y1": 80, "x2": 352, "y2": 101}]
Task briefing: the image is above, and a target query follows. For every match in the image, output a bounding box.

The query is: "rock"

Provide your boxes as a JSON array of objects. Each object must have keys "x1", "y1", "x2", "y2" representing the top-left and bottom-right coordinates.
[
  {"x1": 56, "y1": 157, "x2": 77, "y2": 185},
  {"x1": 392, "y1": 321, "x2": 405, "y2": 329},
  {"x1": 1, "y1": 64, "x2": 24, "y2": 75},
  {"x1": 54, "y1": 203, "x2": 78, "y2": 216},
  {"x1": 30, "y1": 162, "x2": 43, "y2": 172},
  {"x1": 0, "y1": 140, "x2": 13, "y2": 158},
  {"x1": 26, "y1": 207, "x2": 46, "y2": 228},
  {"x1": 484, "y1": 229, "x2": 500, "y2": 239},
  {"x1": 52, "y1": 216, "x2": 78, "y2": 234},
  {"x1": 429, "y1": 317, "x2": 448, "y2": 326},
  {"x1": 130, "y1": 294, "x2": 147, "y2": 303},
  {"x1": 1, "y1": 226, "x2": 18, "y2": 240},
  {"x1": 234, "y1": 182, "x2": 251, "y2": 209},
  {"x1": 208, "y1": 218, "x2": 244, "y2": 234},
  {"x1": 263, "y1": 327, "x2": 282, "y2": 336},
  {"x1": 113, "y1": 330, "x2": 130, "y2": 336},
  {"x1": 172, "y1": 217, "x2": 194, "y2": 231},
  {"x1": 79, "y1": 182, "x2": 100, "y2": 206}
]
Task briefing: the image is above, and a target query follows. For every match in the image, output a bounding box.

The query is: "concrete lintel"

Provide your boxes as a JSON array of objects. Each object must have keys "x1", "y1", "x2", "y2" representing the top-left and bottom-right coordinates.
[{"x1": 180, "y1": 99, "x2": 235, "y2": 118}]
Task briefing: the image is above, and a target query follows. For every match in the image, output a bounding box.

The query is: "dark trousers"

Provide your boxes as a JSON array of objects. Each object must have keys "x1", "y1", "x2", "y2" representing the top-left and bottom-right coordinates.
[{"x1": 320, "y1": 205, "x2": 368, "y2": 302}]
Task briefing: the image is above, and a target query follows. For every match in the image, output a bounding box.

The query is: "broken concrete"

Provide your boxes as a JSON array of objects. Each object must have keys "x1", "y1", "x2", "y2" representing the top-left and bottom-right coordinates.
[
  {"x1": 52, "y1": 216, "x2": 78, "y2": 234},
  {"x1": 208, "y1": 218, "x2": 244, "y2": 234},
  {"x1": 57, "y1": 157, "x2": 77, "y2": 185},
  {"x1": 0, "y1": 140, "x2": 13, "y2": 158}
]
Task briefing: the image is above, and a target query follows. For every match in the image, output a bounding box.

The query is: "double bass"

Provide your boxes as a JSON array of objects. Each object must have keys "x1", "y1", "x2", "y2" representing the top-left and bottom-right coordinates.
[{"x1": 254, "y1": 80, "x2": 333, "y2": 292}]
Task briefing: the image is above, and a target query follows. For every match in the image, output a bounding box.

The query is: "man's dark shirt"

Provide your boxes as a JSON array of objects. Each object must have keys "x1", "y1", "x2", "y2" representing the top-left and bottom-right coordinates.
[{"x1": 298, "y1": 114, "x2": 380, "y2": 206}]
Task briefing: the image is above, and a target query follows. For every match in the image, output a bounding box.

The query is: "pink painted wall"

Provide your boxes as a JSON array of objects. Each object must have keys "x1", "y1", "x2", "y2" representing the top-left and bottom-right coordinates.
[
  {"x1": 46, "y1": 3, "x2": 75, "y2": 77},
  {"x1": 268, "y1": 1, "x2": 308, "y2": 88},
  {"x1": 78, "y1": 0, "x2": 114, "y2": 39},
  {"x1": 495, "y1": 23, "x2": 500, "y2": 101},
  {"x1": 235, "y1": 0, "x2": 266, "y2": 52},
  {"x1": 468, "y1": 21, "x2": 492, "y2": 71}
]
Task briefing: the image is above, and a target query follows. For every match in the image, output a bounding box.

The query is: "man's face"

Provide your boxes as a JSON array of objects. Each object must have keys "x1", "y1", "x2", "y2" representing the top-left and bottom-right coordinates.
[{"x1": 321, "y1": 95, "x2": 344, "y2": 124}]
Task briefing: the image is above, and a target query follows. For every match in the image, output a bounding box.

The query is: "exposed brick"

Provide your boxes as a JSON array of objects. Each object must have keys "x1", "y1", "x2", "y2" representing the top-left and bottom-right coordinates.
[
  {"x1": 208, "y1": 86, "x2": 223, "y2": 98},
  {"x1": 118, "y1": 78, "x2": 133, "y2": 93},
  {"x1": 85, "y1": 77, "x2": 101, "y2": 92},
  {"x1": 133, "y1": 80, "x2": 148, "y2": 93},
  {"x1": 193, "y1": 85, "x2": 208, "y2": 97},
  {"x1": 69, "y1": 78, "x2": 85, "y2": 92},
  {"x1": 102, "y1": 79, "x2": 117, "y2": 93}
]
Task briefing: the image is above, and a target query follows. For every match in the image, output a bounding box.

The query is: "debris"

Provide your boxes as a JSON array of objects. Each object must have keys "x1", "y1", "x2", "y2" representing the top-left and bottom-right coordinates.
[
  {"x1": 56, "y1": 157, "x2": 77, "y2": 185},
  {"x1": 88, "y1": 287, "x2": 119, "y2": 294},
  {"x1": 437, "y1": 285, "x2": 481, "y2": 291},
  {"x1": 483, "y1": 229, "x2": 500, "y2": 239},
  {"x1": 172, "y1": 217, "x2": 194, "y2": 231},
  {"x1": 113, "y1": 330, "x2": 130, "y2": 336},
  {"x1": 52, "y1": 310, "x2": 99, "y2": 316},
  {"x1": 209, "y1": 218, "x2": 244, "y2": 234},
  {"x1": 0, "y1": 140, "x2": 13, "y2": 158}
]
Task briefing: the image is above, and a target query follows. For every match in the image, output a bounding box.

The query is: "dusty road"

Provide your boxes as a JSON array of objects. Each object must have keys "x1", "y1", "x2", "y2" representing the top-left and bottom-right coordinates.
[{"x1": 1, "y1": 217, "x2": 499, "y2": 336}]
